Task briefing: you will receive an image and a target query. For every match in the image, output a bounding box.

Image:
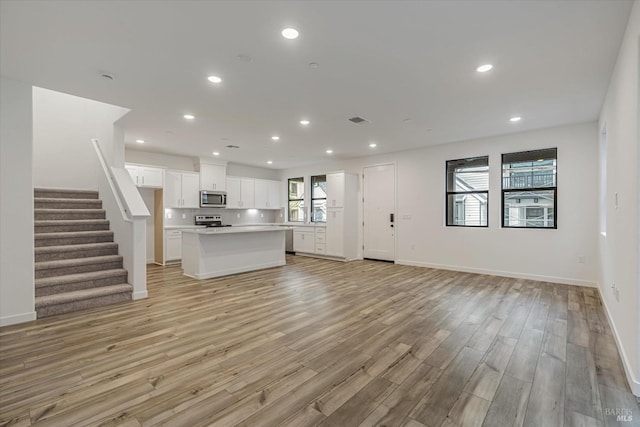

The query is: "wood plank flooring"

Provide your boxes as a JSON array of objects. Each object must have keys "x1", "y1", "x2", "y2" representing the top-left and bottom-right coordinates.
[{"x1": 1, "y1": 255, "x2": 638, "y2": 426}]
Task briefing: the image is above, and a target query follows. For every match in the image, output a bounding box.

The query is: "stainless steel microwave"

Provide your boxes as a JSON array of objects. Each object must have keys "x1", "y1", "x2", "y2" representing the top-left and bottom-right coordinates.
[{"x1": 200, "y1": 191, "x2": 226, "y2": 208}]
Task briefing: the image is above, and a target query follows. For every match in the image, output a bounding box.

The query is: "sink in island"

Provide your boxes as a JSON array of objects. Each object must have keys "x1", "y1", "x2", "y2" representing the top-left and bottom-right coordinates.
[{"x1": 181, "y1": 226, "x2": 293, "y2": 279}]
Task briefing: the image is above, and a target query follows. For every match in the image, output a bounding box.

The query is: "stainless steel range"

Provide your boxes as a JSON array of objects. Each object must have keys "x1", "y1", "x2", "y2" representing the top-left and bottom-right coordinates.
[{"x1": 194, "y1": 215, "x2": 232, "y2": 228}]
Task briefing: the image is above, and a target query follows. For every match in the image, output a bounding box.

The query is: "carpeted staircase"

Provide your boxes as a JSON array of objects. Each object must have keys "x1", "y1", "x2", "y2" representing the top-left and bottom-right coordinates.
[{"x1": 34, "y1": 188, "x2": 132, "y2": 318}]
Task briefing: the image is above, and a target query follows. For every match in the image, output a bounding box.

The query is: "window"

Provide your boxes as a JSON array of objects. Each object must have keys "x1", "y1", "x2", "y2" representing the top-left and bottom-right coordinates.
[
  {"x1": 446, "y1": 156, "x2": 489, "y2": 227},
  {"x1": 288, "y1": 177, "x2": 305, "y2": 222},
  {"x1": 502, "y1": 148, "x2": 557, "y2": 229},
  {"x1": 311, "y1": 175, "x2": 327, "y2": 222}
]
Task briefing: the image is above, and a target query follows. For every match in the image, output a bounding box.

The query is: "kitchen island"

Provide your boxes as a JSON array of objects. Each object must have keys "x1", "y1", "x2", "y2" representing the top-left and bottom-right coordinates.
[{"x1": 181, "y1": 226, "x2": 292, "y2": 279}]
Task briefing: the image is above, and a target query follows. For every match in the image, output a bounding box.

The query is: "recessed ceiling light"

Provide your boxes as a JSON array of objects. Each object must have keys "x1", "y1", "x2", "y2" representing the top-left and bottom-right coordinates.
[
  {"x1": 136, "y1": 139, "x2": 145, "y2": 144},
  {"x1": 477, "y1": 64, "x2": 493, "y2": 73},
  {"x1": 300, "y1": 120, "x2": 310, "y2": 125},
  {"x1": 326, "y1": 149, "x2": 333, "y2": 154},
  {"x1": 271, "y1": 136, "x2": 280, "y2": 141},
  {"x1": 212, "y1": 151, "x2": 220, "y2": 156},
  {"x1": 509, "y1": 116, "x2": 522, "y2": 122},
  {"x1": 369, "y1": 143, "x2": 377, "y2": 148},
  {"x1": 184, "y1": 114, "x2": 195, "y2": 120},
  {"x1": 282, "y1": 28, "x2": 299, "y2": 39},
  {"x1": 267, "y1": 160, "x2": 273, "y2": 164},
  {"x1": 207, "y1": 75, "x2": 222, "y2": 83}
]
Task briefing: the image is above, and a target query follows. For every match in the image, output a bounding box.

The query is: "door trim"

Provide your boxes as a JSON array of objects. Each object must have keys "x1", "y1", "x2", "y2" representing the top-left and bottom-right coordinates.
[{"x1": 362, "y1": 162, "x2": 397, "y2": 262}]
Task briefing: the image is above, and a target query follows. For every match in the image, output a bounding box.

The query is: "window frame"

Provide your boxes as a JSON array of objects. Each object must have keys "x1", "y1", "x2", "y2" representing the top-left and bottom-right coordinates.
[
  {"x1": 445, "y1": 156, "x2": 489, "y2": 228},
  {"x1": 287, "y1": 177, "x2": 305, "y2": 222},
  {"x1": 310, "y1": 174, "x2": 327, "y2": 223},
  {"x1": 501, "y1": 148, "x2": 558, "y2": 230}
]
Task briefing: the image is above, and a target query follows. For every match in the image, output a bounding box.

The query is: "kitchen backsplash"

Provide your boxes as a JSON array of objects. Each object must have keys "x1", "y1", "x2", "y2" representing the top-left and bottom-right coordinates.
[{"x1": 163, "y1": 207, "x2": 283, "y2": 227}]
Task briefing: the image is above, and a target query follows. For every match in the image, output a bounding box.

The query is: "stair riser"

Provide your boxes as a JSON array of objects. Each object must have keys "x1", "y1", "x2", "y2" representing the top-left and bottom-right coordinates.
[
  {"x1": 36, "y1": 292, "x2": 131, "y2": 318},
  {"x1": 36, "y1": 274, "x2": 128, "y2": 296},
  {"x1": 35, "y1": 200, "x2": 102, "y2": 209},
  {"x1": 35, "y1": 223, "x2": 110, "y2": 233},
  {"x1": 35, "y1": 211, "x2": 106, "y2": 220},
  {"x1": 34, "y1": 190, "x2": 99, "y2": 200},
  {"x1": 35, "y1": 235, "x2": 114, "y2": 247},
  {"x1": 35, "y1": 246, "x2": 118, "y2": 262},
  {"x1": 36, "y1": 260, "x2": 123, "y2": 279}
]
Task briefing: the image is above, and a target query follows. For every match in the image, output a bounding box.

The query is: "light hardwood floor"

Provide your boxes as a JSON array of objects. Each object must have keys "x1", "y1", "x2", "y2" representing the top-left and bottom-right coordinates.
[{"x1": 1, "y1": 256, "x2": 638, "y2": 426}]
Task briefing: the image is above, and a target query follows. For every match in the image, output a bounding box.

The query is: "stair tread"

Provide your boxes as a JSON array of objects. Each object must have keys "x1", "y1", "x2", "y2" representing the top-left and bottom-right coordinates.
[
  {"x1": 35, "y1": 230, "x2": 113, "y2": 238},
  {"x1": 34, "y1": 188, "x2": 99, "y2": 194},
  {"x1": 36, "y1": 269, "x2": 127, "y2": 286},
  {"x1": 35, "y1": 242, "x2": 118, "y2": 253},
  {"x1": 34, "y1": 197, "x2": 101, "y2": 202},
  {"x1": 35, "y1": 254, "x2": 123, "y2": 270},
  {"x1": 35, "y1": 219, "x2": 109, "y2": 225},
  {"x1": 35, "y1": 208, "x2": 105, "y2": 212},
  {"x1": 35, "y1": 284, "x2": 132, "y2": 307}
]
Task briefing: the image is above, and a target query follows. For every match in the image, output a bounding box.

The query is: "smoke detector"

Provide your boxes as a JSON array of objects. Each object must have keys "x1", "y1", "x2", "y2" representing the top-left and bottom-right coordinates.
[{"x1": 348, "y1": 116, "x2": 370, "y2": 125}]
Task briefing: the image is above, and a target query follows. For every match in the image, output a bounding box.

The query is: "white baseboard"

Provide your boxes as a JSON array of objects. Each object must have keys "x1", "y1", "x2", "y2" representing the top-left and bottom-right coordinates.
[
  {"x1": 394, "y1": 259, "x2": 597, "y2": 288},
  {"x1": 0, "y1": 311, "x2": 37, "y2": 327},
  {"x1": 132, "y1": 290, "x2": 148, "y2": 300},
  {"x1": 597, "y1": 286, "x2": 640, "y2": 396}
]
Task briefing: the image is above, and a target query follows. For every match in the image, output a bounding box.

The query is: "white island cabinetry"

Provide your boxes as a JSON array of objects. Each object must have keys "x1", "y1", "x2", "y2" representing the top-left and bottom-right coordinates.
[{"x1": 182, "y1": 226, "x2": 290, "y2": 279}]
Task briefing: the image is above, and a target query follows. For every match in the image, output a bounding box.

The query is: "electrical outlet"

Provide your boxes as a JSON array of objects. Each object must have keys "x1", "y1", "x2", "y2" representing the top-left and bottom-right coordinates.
[
  {"x1": 166, "y1": 212, "x2": 172, "y2": 219},
  {"x1": 260, "y1": 213, "x2": 264, "y2": 218},
  {"x1": 181, "y1": 213, "x2": 186, "y2": 219},
  {"x1": 237, "y1": 213, "x2": 241, "y2": 219}
]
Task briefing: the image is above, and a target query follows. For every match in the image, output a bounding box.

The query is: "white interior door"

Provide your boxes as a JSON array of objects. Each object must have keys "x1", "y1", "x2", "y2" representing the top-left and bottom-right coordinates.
[{"x1": 363, "y1": 164, "x2": 396, "y2": 261}]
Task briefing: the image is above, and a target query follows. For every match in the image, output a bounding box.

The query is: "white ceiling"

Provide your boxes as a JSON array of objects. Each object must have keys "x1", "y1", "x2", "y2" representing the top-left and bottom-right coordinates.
[{"x1": 0, "y1": 0, "x2": 633, "y2": 169}]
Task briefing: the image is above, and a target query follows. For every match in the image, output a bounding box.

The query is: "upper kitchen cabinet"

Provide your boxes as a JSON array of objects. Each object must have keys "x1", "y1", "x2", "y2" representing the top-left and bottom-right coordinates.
[
  {"x1": 125, "y1": 163, "x2": 163, "y2": 188},
  {"x1": 199, "y1": 163, "x2": 226, "y2": 192},
  {"x1": 164, "y1": 171, "x2": 200, "y2": 208},
  {"x1": 254, "y1": 179, "x2": 282, "y2": 210},
  {"x1": 326, "y1": 172, "x2": 346, "y2": 208},
  {"x1": 226, "y1": 177, "x2": 255, "y2": 209}
]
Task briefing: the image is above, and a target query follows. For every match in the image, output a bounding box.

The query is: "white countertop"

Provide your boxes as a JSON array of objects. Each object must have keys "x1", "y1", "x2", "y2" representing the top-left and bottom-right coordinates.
[
  {"x1": 181, "y1": 225, "x2": 294, "y2": 235},
  {"x1": 164, "y1": 225, "x2": 206, "y2": 229}
]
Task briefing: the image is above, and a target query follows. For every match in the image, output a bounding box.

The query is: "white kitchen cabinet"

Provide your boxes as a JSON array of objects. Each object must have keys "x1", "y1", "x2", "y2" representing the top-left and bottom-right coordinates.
[
  {"x1": 325, "y1": 172, "x2": 359, "y2": 260},
  {"x1": 226, "y1": 177, "x2": 255, "y2": 209},
  {"x1": 293, "y1": 228, "x2": 315, "y2": 253},
  {"x1": 199, "y1": 163, "x2": 226, "y2": 191},
  {"x1": 254, "y1": 179, "x2": 282, "y2": 209},
  {"x1": 164, "y1": 171, "x2": 200, "y2": 208},
  {"x1": 165, "y1": 230, "x2": 182, "y2": 261},
  {"x1": 326, "y1": 172, "x2": 345, "y2": 208},
  {"x1": 314, "y1": 227, "x2": 326, "y2": 255},
  {"x1": 125, "y1": 164, "x2": 163, "y2": 188},
  {"x1": 325, "y1": 209, "x2": 344, "y2": 257}
]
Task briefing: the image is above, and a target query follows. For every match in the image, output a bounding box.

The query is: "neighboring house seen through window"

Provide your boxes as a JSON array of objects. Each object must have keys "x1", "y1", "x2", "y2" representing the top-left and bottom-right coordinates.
[
  {"x1": 502, "y1": 148, "x2": 557, "y2": 229},
  {"x1": 311, "y1": 175, "x2": 327, "y2": 222},
  {"x1": 446, "y1": 156, "x2": 489, "y2": 227},
  {"x1": 288, "y1": 177, "x2": 305, "y2": 222}
]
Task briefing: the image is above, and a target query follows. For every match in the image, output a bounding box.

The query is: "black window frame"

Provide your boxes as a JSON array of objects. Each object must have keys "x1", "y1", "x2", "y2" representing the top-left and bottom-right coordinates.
[
  {"x1": 501, "y1": 148, "x2": 557, "y2": 229},
  {"x1": 287, "y1": 177, "x2": 305, "y2": 222},
  {"x1": 310, "y1": 174, "x2": 327, "y2": 223},
  {"x1": 445, "y1": 156, "x2": 489, "y2": 228}
]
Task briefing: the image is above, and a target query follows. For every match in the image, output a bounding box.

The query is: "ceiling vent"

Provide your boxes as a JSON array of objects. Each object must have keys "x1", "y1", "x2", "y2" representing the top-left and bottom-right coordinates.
[
  {"x1": 225, "y1": 144, "x2": 240, "y2": 149},
  {"x1": 348, "y1": 116, "x2": 370, "y2": 125}
]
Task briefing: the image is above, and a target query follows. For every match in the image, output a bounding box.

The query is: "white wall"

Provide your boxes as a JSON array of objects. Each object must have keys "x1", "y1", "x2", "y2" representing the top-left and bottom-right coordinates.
[
  {"x1": 280, "y1": 121, "x2": 598, "y2": 287},
  {"x1": 0, "y1": 76, "x2": 36, "y2": 326},
  {"x1": 598, "y1": 0, "x2": 639, "y2": 395},
  {"x1": 33, "y1": 87, "x2": 130, "y2": 189},
  {"x1": 126, "y1": 149, "x2": 196, "y2": 172},
  {"x1": 126, "y1": 148, "x2": 279, "y2": 180}
]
